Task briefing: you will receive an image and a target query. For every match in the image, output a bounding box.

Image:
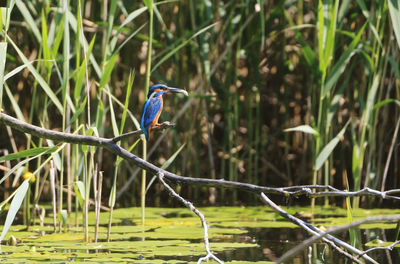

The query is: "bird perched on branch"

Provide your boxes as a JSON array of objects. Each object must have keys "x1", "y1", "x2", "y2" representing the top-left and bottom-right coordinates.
[{"x1": 140, "y1": 84, "x2": 188, "y2": 140}]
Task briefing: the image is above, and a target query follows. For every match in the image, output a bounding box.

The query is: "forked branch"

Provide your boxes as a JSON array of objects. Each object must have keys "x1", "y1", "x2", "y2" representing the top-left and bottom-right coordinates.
[
  {"x1": 1, "y1": 112, "x2": 400, "y2": 263},
  {"x1": 158, "y1": 172, "x2": 223, "y2": 264}
]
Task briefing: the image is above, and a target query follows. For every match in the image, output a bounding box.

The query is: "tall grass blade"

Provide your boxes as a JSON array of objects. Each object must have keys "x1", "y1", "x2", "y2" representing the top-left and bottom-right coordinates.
[
  {"x1": 388, "y1": 0, "x2": 400, "y2": 50},
  {"x1": 108, "y1": 91, "x2": 119, "y2": 137},
  {"x1": 146, "y1": 143, "x2": 186, "y2": 193},
  {"x1": 317, "y1": 0, "x2": 326, "y2": 73},
  {"x1": 99, "y1": 54, "x2": 118, "y2": 91},
  {"x1": 109, "y1": 6, "x2": 147, "y2": 50},
  {"x1": 142, "y1": 0, "x2": 154, "y2": 227},
  {"x1": 362, "y1": 74, "x2": 380, "y2": 127},
  {"x1": 4, "y1": 61, "x2": 36, "y2": 82},
  {"x1": 74, "y1": 36, "x2": 96, "y2": 101},
  {"x1": 372, "y1": 99, "x2": 400, "y2": 111},
  {"x1": 345, "y1": 195, "x2": 358, "y2": 246},
  {"x1": 51, "y1": 14, "x2": 65, "y2": 57},
  {"x1": 0, "y1": 42, "x2": 6, "y2": 110},
  {"x1": 0, "y1": 156, "x2": 37, "y2": 185},
  {"x1": 67, "y1": 9, "x2": 101, "y2": 77},
  {"x1": 356, "y1": 0, "x2": 382, "y2": 47},
  {"x1": 120, "y1": 70, "x2": 134, "y2": 134},
  {"x1": 95, "y1": 100, "x2": 104, "y2": 134},
  {"x1": 284, "y1": 12, "x2": 318, "y2": 69},
  {"x1": 152, "y1": 23, "x2": 216, "y2": 73},
  {"x1": 0, "y1": 180, "x2": 29, "y2": 243},
  {"x1": 323, "y1": 23, "x2": 366, "y2": 98},
  {"x1": 395, "y1": 221, "x2": 400, "y2": 240},
  {"x1": 73, "y1": 181, "x2": 85, "y2": 207},
  {"x1": 4, "y1": 84, "x2": 25, "y2": 122},
  {"x1": 389, "y1": 55, "x2": 400, "y2": 79},
  {"x1": 315, "y1": 120, "x2": 350, "y2": 170},
  {"x1": 41, "y1": 10, "x2": 52, "y2": 74},
  {"x1": 323, "y1": 0, "x2": 338, "y2": 68},
  {"x1": 102, "y1": 87, "x2": 140, "y2": 129},
  {"x1": 0, "y1": 10, "x2": 3, "y2": 36},
  {"x1": 2, "y1": 0, "x2": 16, "y2": 32},
  {"x1": 15, "y1": 0, "x2": 41, "y2": 42},
  {"x1": 0, "y1": 147, "x2": 57, "y2": 162},
  {"x1": 5, "y1": 34, "x2": 63, "y2": 112},
  {"x1": 69, "y1": 96, "x2": 87, "y2": 125}
]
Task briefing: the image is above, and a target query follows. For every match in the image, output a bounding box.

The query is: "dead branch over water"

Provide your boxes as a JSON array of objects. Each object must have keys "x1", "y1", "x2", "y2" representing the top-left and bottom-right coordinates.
[{"x1": 1, "y1": 111, "x2": 400, "y2": 263}]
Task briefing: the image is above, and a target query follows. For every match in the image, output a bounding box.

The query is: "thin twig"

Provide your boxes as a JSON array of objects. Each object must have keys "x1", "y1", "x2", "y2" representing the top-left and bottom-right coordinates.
[
  {"x1": 358, "y1": 240, "x2": 400, "y2": 259},
  {"x1": 276, "y1": 214, "x2": 400, "y2": 263},
  {"x1": 2, "y1": 112, "x2": 400, "y2": 202},
  {"x1": 157, "y1": 172, "x2": 223, "y2": 264},
  {"x1": 2, "y1": 112, "x2": 400, "y2": 263},
  {"x1": 260, "y1": 193, "x2": 378, "y2": 264}
]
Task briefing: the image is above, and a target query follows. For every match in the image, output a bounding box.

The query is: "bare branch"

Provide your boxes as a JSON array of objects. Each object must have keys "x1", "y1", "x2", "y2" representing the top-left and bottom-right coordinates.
[
  {"x1": 2, "y1": 112, "x2": 400, "y2": 263},
  {"x1": 357, "y1": 240, "x2": 400, "y2": 259},
  {"x1": 111, "y1": 121, "x2": 175, "y2": 143},
  {"x1": 2, "y1": 111, "x2": 400, "y2": 207},
  {"x1": 2, "y1": 112, "x2": 400, "y2": 201},
  {"x1": 157, "y1": 172, "x2": 223, "y2": 264},
  {"x1": 276, "y1": 214, "x2": 400, "y2": 263},
  {"x1": 260, "y1": 193, "x2": 378, "y2": 264}
]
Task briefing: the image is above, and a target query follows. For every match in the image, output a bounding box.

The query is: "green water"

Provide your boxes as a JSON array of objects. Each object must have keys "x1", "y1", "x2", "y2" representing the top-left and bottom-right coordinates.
[{"x1": 0, "y1": 206, "x2": 399, "y2": 263}]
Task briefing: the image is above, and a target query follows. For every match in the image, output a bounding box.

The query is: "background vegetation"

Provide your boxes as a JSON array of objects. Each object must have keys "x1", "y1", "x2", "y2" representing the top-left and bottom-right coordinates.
[{"x1": 1, "y1": 0, "x2": 400, "y2": 214}]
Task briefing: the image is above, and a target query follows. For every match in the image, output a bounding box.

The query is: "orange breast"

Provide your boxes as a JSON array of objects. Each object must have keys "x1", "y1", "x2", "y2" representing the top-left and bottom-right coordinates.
[{"x1": 150, "y1": 96, "x2": 163, "y2": 129}]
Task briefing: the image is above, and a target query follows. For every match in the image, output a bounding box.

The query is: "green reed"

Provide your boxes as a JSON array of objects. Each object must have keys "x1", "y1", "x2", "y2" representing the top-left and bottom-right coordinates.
[{"x1": 1, "y1": 1, "x2": 400, "y2": 245}]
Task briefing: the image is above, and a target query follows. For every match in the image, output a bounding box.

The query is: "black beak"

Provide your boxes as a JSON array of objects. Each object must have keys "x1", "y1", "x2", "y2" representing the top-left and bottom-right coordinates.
[{"x1": 166, "y1": 87, "x2": 189, "y2": 96}]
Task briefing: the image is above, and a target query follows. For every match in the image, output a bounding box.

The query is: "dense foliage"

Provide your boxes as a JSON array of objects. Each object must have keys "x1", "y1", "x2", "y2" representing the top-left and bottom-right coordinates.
[{"x1": 1, "y1": 0, "x2": 400, "y2": 211}]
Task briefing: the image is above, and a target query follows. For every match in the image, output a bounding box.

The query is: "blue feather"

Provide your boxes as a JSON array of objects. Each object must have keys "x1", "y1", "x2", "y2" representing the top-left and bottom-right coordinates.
[{"x1": 140, "y1": 96, "x2": 162, "y2": 140}]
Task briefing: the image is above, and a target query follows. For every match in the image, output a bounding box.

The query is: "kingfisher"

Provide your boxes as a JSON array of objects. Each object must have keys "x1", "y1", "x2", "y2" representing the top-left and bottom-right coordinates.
[{"x1": 140, "y1": 84, "x2": 188, "y2": 140}]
